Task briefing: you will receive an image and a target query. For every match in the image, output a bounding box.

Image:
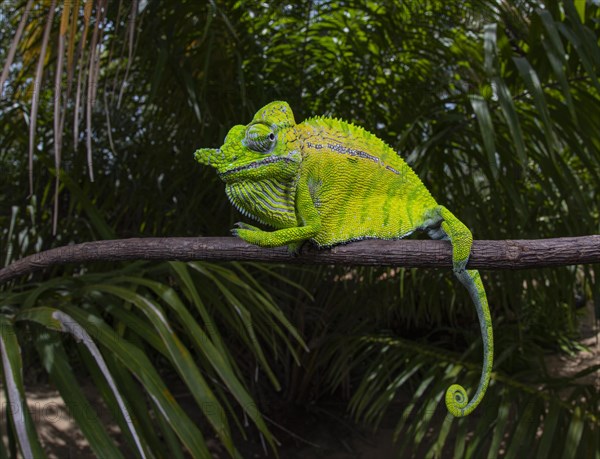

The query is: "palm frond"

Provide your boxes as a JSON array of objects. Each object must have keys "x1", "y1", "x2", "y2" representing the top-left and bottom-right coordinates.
[
  {"x1": 0, "y1": 261, "x2": 308, "y2": 456},
  {"x1": 320, "y1": 332, "x2": 598, "y2": 458}
]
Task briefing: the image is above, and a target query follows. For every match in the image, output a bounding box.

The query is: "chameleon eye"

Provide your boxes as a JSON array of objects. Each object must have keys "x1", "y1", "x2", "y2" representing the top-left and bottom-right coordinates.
[{"x1": 244, "y1": 123, "x2": 277, "y2": 153}]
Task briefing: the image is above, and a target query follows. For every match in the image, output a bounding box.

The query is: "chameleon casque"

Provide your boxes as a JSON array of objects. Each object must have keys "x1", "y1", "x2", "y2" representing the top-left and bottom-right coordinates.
[{"x1": 194, "y1": 101, "x2": 493, "y2": 417}]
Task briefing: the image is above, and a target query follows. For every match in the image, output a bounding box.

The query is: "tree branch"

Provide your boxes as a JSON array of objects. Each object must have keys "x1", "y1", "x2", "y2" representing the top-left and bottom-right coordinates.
[{"x1": 1, "y1": 236, "x2": 599, "y2": 285}]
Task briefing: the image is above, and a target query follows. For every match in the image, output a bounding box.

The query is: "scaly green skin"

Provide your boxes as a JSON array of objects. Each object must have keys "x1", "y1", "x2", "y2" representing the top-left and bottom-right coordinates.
[{"x1": 195, "y1": 101, "x2": 493, "y2": 417}]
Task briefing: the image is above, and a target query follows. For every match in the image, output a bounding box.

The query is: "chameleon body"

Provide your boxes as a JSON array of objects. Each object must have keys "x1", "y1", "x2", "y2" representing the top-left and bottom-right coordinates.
[{"x1": 195, "y1": 101, "x2": 493, "y2": 417}]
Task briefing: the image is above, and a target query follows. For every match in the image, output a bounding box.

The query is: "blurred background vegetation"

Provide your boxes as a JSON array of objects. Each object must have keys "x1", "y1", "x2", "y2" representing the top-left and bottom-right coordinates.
[{"x1": 0, "y1": 0, "x2": 599, "y2": 457}]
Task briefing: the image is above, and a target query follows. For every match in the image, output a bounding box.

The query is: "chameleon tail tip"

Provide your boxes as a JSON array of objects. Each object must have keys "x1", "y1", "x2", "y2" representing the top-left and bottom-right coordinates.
[{"x1": 445, "y1": 384, "x2": 470, "y2": 417}]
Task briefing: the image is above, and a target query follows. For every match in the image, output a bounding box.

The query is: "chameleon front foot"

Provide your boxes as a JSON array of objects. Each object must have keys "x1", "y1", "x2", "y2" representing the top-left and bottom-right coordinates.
[
  {"x1": 232, "y1": 222, "x2": 261, "y2": 232},
  {"x1": 231, "y1": 222, "x2": 262, "y2": 243}
]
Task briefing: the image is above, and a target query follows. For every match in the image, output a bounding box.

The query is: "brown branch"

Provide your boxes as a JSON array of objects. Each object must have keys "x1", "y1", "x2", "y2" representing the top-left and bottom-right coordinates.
[{"x1": 1, "y1": 236, "x2": 599, "y2": 285}]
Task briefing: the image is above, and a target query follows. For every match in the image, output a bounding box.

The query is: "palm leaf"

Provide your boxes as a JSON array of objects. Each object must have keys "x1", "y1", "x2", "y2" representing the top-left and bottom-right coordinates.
[{"x1": 0, "y1": 316, "x2": 46, "y2": 459}]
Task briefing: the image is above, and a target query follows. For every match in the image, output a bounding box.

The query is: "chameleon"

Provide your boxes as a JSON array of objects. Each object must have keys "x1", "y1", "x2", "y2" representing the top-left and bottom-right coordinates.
[{"x1": 194, "y1": 101, "x2": 493, "y2": 417}]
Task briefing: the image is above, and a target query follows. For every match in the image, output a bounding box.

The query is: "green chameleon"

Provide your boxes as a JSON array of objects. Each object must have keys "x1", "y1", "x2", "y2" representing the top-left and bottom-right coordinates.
[{"x1": 194, "y1": 101, "x2": 493, "y2": 417}]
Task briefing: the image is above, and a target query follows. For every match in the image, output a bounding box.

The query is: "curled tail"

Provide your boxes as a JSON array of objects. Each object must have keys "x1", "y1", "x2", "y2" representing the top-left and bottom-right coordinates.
[
  {"x1": 446, "y1": 269, "x2": 494, "y2": 417},
  {"x1": 432, "y1": 205, "x2": 493, "y2": 417}
]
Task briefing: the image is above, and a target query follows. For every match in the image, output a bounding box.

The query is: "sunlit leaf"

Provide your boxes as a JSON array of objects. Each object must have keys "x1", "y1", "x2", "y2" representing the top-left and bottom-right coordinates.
[
  {"x1": 17, "y1": 307, "x2": 147, "y2": 458},
  {"x1": 0, "y1": 316, "x2": 45, "y2": 459}
]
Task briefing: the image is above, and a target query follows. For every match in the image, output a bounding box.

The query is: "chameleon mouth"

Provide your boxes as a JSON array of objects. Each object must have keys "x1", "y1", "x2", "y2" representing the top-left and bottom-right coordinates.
[{"x1": 219, "y1": 155, "x2": 295, "y2": 178}]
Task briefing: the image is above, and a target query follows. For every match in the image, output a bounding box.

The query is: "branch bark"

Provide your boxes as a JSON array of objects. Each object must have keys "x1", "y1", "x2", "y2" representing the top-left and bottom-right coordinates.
[{"x1": 1, "y1": 235, "x2": 599, "y2": 285}]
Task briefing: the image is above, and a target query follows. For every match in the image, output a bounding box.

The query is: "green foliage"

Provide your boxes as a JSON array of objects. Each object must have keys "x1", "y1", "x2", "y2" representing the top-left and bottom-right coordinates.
[
  {"x1": 1, "y1": 261, "x2": 306, "y2": 456},
  {"x1": 1, "y1": 0, "x2": 599, "y2": 457}
]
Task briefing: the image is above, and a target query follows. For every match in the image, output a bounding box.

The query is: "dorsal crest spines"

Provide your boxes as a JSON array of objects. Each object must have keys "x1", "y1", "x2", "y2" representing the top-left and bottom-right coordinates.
[{"x1": 302, "y1": 114, "x2": 398, "y2": 163}]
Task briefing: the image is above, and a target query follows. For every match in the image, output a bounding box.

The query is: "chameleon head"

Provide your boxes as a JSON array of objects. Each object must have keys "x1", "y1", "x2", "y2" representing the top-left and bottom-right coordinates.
[{"x1": 194, "y1": 101, "x2": 302, "y2": 183}]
